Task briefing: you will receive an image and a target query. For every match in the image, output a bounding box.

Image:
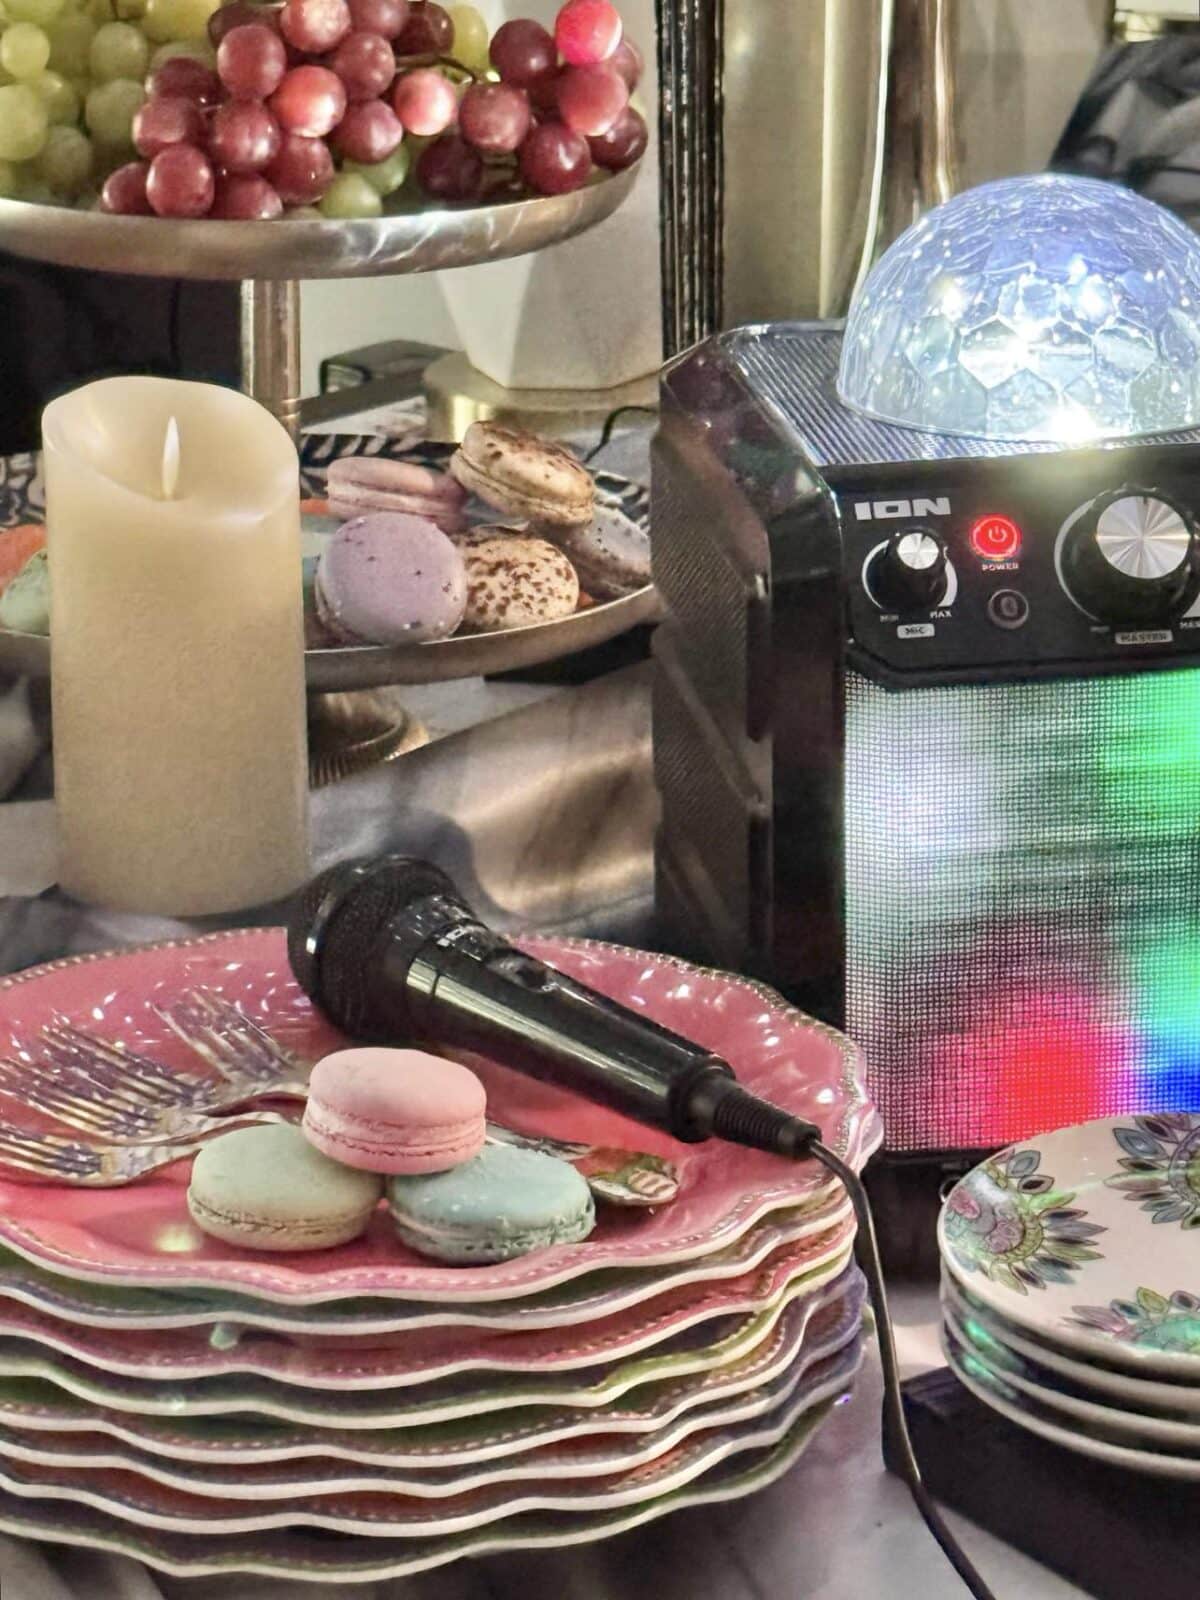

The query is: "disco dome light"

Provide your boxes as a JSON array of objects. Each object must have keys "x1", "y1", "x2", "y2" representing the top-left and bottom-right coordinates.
[{"x1": 837, "y1": 174, "x2": 1200, "y2": 443}]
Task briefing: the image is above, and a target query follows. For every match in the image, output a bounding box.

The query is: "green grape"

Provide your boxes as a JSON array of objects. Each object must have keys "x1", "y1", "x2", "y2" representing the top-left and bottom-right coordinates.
[
  {"x1": 1, "y1": 21, "x2": 50, "y2": 77},
  {"x1": 141, "y1": 0, "x2": 216, "y2": 43},
  {"x1": 147, "y1": 36, "x2": 211, "y2": 69},
  {"x1": 88, "y1": 19, "x2": 147, "y2": 79},
  {"x1": 34, "y1": 120, "x2": 90, "y2": 190},
  {"x1": 47, "y1": 10, "x2": 94, "y2": 75},
  {"x1": 0, "y1": 81, "x2": 47, "y2": 158},
  {"x1": 284, "y1": 204, "x2": 322, "y2": 218},
  {"x1": 83, "y1": 73, "x2": 142, "y2": 144},
  {"x1": 31, "y1": 67, "x2": 78, "y2": 120},
  {"x1": 6, "y1": 0, "x2": 65, "y2": 24},
  {"x1": 446, "y1": 4, "x2": 489, "y2": 71},
  {"x1": 318, "y1": 172, "x2": 381, "y2": 219},
  {"x1": 0, "y1": 157, "x2": 16, "y2": 195},
  {"x1": 15, "y1": 171, "x2": 55, "y2": 201},
  {"x1": 343, "y1": 143, "x2": 410, "y2": 196}
]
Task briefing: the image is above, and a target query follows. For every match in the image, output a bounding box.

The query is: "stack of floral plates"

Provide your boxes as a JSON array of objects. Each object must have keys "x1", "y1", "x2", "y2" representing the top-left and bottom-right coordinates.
[
  {"x1": 940, "y1": 1113, "x2": 1200, "y2": 1480},
  {"x1": 0, "y1": 928, "x2": 881, "y2": 1582}
]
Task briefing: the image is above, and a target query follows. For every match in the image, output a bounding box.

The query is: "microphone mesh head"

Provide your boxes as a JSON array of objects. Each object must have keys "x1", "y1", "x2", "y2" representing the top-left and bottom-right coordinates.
[{"x1": 287, "y1": 856, "x2": 457, "y2": 1038}]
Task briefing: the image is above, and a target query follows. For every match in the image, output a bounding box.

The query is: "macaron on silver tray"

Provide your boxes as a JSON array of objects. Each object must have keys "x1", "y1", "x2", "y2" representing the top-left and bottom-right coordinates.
[{"x1": 0, "y1": 434, "x2": 658, "y2": 692}]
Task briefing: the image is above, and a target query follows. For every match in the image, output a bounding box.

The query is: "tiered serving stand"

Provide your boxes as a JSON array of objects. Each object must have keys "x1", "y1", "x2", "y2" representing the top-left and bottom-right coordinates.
[{"x1": 0, "y1": 169, "x2": 660, "y2": 776}]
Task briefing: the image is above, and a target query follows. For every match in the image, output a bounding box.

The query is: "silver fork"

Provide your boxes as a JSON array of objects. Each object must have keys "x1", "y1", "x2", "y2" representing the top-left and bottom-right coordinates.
[
  {"x1": 3, "y1": 992, "x2": 681, "y2": 1205},
  {"x1": 0, "y1": 1116, "x2": 290, "y2": 1187}
]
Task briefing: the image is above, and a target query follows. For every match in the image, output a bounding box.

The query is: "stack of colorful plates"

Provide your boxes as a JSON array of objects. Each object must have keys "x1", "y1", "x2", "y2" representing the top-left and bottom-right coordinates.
[
  {"x1": 940, "y1": 1113, "x2": 1200, "y2": 1480},
  {"x1": 0, "y1": 928, "x2": 881, "y2": 1582}
]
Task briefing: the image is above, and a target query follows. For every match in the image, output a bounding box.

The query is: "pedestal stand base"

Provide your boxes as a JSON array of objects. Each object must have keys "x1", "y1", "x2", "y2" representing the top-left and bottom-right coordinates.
[
  {"x1": 307, "y1": 689, "x2": 428, "y2": 788},
  {"x1": 423, "y1": 352, "x2": 659, "y2": 442}
]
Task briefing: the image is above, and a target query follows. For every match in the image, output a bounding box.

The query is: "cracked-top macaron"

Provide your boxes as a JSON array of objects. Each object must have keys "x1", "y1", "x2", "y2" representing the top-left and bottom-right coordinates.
[
  {"x1": 388, "y1": 1142, "x2": 596, "y2": 1264},
  {"x1": 303, "y1": 1047, "x2": 487, "y2": 1175},
  {"x1": 449, "y1": 422, "x2": 595, "y2": 527},
  {"x1": 187, "y1": 1123, "x2": 383, "y2": 1253}
]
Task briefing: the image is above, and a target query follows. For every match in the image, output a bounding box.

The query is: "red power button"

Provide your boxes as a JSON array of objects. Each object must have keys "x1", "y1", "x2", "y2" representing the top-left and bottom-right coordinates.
[{"x1": 970, "y1": 515, "x2": 1023, "y2": 561}]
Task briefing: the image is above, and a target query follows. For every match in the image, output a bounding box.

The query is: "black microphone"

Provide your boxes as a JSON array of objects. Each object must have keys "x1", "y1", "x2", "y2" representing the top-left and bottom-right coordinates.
[{"x1": 287, "y1": 855, "x2": 821, "y2": 1156}]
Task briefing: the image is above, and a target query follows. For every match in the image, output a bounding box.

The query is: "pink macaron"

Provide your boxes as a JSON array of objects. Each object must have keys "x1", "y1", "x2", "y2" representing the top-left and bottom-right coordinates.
[
  {"x1": 302, "y1": 1048, "x2": 488, "y2": 1175},
  {"x1": 315, "y1": 512, "x2": 468, "y2": 645},
  {"x1": 326, "y1": 456, "x2": 468, "y2": 534}
]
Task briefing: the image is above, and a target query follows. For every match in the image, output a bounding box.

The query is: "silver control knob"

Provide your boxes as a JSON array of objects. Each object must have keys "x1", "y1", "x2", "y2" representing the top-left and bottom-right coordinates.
[
  {"x1": 1095, "y1": 496, "x2": 1192, "y2": 581},
  {"x1": 865, "y1": 529, "x2": 948, "y2": 612},
  {"x1": 1059, "y1": 489, "x2": 1198, "y2": 625}
]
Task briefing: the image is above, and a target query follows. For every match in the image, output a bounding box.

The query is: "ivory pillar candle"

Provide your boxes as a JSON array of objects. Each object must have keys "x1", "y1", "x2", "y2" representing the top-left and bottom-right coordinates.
[{"x1": 43, "y1": 376, "x2": 308, "y2": 915}]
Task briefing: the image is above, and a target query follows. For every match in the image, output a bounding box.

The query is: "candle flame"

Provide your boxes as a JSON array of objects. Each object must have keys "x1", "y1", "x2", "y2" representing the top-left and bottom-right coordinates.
[{"x1": 161, "y1": 416, "x2": 180, "y2": 500}]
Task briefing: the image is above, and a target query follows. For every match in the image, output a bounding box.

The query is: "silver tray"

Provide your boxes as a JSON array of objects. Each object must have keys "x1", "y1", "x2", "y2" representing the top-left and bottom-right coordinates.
[
  {"x1": 0, "y1": 437, "x2": 656, "y2": 690},
  {"x1": 0, "y1": 167, "x2": 638, "y2": 281}
]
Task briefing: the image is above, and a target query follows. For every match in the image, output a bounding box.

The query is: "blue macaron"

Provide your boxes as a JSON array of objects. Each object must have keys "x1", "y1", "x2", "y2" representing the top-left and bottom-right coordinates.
[{"x1": 387, "y1": 1142, "x2": 596, "y2": 1264}]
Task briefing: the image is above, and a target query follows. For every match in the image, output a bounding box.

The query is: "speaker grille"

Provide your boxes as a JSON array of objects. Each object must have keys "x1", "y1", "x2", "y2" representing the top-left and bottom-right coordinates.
[{"x1": 844, "y1": 668, "x2": 1200, "y2": 1150}]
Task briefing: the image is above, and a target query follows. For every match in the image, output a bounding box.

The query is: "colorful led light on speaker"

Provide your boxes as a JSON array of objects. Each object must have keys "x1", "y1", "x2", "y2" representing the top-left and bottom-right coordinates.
[
  {"x1": 837, "y1": 174, "x2": 1200, "y2": 443},
  {"x1": 844, "y1": 668, "x2": 1200, "y2": 1152}
]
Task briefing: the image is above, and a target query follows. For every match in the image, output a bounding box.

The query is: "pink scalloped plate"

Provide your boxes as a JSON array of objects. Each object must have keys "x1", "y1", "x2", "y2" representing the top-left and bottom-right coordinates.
[
  {"x1": 0, "y1": 1223, "x2": 852, "y2": 1389},
  {"x1": 0, "y1": 1345, "x2": 862, "y2": 1538},
  {"x1": 0, "y1": 930, "x2": 880, "y2": 1303},
  {"x1": 0, "y1": 1270, "x2": 863, "y2": 1467}
]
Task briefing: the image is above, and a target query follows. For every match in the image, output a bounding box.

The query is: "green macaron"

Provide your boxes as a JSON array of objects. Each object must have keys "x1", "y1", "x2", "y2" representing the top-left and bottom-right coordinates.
[
  {"x1": 388, "y1": 1142, "x2": 596, "y2": 1264},
  {"x1": 188, "y1": 1124, "x2": 383, "y2": 1253}
]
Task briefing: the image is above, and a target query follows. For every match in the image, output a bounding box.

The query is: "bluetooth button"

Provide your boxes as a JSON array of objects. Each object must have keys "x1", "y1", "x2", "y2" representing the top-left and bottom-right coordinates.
[{"x1": 987, "y1": 589, "x2": 1030, "y2": 629}]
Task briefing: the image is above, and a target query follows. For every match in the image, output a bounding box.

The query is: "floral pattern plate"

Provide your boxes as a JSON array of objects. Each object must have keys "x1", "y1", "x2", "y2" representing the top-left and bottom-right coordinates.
[
  {"x1": 0, "y1": 1223, "x2": 853, "y2": 1390},
  {"x1": 0, "y1": 929, "x2": 879, "y2": 1303},
  {"x1": 0, "y1": 1252, "x2": 854, "y2": 1429},
  {"x1": 0, "y1": 1402, "x2": 832, "y2": 1582},
  {"x1": 0, "y1": 1196, "x2": 851, "y2": 1338},
  {"x1": 0, "y1": 1355, "x2": 858, "y2": 1537},
  {"x1": 941, "y1": 1273, "x2": 1200, "y2": 1418},
  {"x1": 942, "y1": 1294, "x2": 1200, "y2": 1453},
  {"x1": 939, "y1": 1113, "x2": 1200, "y2": 1376},
  {"x1": 0, "y1": 1308, "x2": 863, "y2": 1498},
  {"x1": 0, "y1": 1270, "x2": 863, "y2": 1469},
  {"x1": 943, "y1": 1322, "x2": 1200, "y2": 1481}
]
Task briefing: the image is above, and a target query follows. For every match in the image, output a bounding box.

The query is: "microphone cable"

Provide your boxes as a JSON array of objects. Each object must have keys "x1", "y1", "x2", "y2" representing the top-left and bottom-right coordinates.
[{"x1": 800, "y1": 1136, "x2": 998, "y2": 1600}]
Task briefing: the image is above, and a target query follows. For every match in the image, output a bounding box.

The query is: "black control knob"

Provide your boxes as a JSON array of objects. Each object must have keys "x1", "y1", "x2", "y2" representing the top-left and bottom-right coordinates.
[
  {"x1": 1059, "y1": 490, "x2": 1198, "y2": 624},
  {"x1": 865, "y1": 529, "x2": 948, "y2": 613}
]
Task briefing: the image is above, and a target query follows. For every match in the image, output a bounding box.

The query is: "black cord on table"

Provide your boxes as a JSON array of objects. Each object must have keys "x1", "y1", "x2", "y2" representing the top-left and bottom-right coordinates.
[{"x1": 804, "y1": 1141, "x2": 1000, "y2": 1600}]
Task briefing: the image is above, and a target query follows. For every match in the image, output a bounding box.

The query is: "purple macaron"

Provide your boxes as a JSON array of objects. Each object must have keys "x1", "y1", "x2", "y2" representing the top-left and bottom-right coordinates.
[
  {"x1": 326, "y1": 457, "x2": 468, "y2": 534},
  {"x1": 315, "y1": 513, "x2": 468, "y2": 646}
]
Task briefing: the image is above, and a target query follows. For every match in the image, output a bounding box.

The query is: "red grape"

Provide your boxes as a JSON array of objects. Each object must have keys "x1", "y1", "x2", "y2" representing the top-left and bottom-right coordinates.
[
  {"x1": 147, "y1": 56, "x2": 222, "y2": 107},
  {"x1": 332, "y1": 96, "x2": 401, "y2": 160},
  {"x1": 217, "y1": 24, "x2": 288, "y2": 100},
  {"x1": 416, "y1": 130, "x2": 481, "y2": 200},
  {"x1": 269, "y1": 63, "x2": 346, "y2": 135},
  {"x1": 519, "y1": 120, "x2": 591, "y2": 195},
  {"x1": 146, "y1": 143, "x2": 215, "y2": 216},
  {"x1": 264, "y1": 128, "x2": 334, "y2": 201},
  {"x1": 100, "y1": 159, "x2": 152, "y2": 213},
  {"x1": 392, "y1": 66, "x2": 455, "y2": 136},
  {"x1": 587, "y1": 102, "x2": 645, "y2": 170},
  {"x1": 528, "y1": 69, "x2": 562, "y2": 114},
  {"x1": 556, "y1": 63, "x2": 626, "y2": 136},
  {"x1": 458, "y1": 80, "x2": 529, "y2": 155},
  {"x1": 394, "y1": 0, "x2": 451, "y2": 55},
  {"x1": 555, "y1": 0, "x2": 621, "y2": 66},
  {"x1": 609, "y1": 36, "x2": 642, "y2": 90},
  {"x1": 490, "y1": 18, "x2": 555, "y2": 89},
  {"x1": 211, "y1": 171, "x2": 284, "y2": 217},
  {"x1": 347, "y1": 0, "x2": 407, "y2": 39},
  {"x1": 133, "y1": 95, "x2": 205, "y2": 160},
  {"x1": 208, "y1": 99, "x2": 281, "y2": 171},
  {"x1": 209, "y1": 1, "x2": 279, "y2": 47},
  {"x1": 328, "y1": 30, "x2": 394, "y2": 100},
  {"x1": 279, "y1": 0, "x2": 351, "y2": 53}
]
